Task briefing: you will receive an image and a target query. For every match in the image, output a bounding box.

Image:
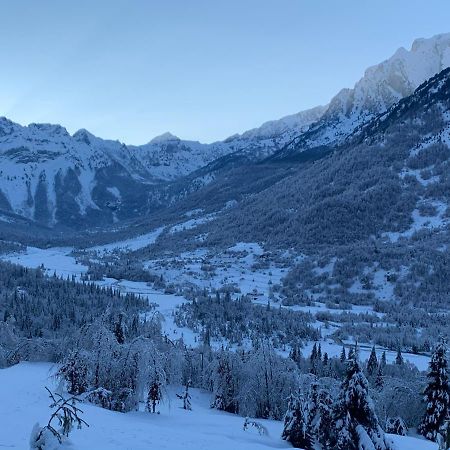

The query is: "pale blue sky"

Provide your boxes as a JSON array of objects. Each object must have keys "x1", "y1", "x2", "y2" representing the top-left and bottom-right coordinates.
[{"x1": 1, "y1": 0, "x2": 449, "y2": 144}]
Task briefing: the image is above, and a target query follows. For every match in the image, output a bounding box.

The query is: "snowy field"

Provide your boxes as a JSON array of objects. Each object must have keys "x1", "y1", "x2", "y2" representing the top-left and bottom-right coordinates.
[
  {"x1": 0, "y1": 362, "x2": 438, "y2": 450},
  {"x1": 144, "y1": 242, "x2": 286, "y2": 296},
  {"x1": 3, "y1": 246, "x2": 88, "y2": 279},
  {"x1": 87, "y1": 227, "x2": 165, "y2": 255}
]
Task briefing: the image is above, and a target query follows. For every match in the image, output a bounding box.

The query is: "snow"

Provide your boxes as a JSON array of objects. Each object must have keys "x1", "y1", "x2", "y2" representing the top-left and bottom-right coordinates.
[
  {"x1": 144, "y1": 242, "x2": 284, "y2": 298},
  {"x1": 383, "y1": 201, "x2": 448, "y2": 243},
  {"x1": 0, "y1": 362, "x2": 437, "y2": 450},
  {"x1": 3, "y1": 246, "x2": 88, "y2": 279},
  {"x1": 0, "y1": 362, "x2": 289, "y2": 450},
  {"x1": 389, "y1": 433, "x2": 437, "y2": 450},
  {"x1": 169, "y1": 215, "x2": 216, "y2": 234},
  {"x1": 87, "y1": 227, "x2": 165, "y2": 254},
  {"x1": 400, "y1": 168, "x2": 440, "y2": 186}
]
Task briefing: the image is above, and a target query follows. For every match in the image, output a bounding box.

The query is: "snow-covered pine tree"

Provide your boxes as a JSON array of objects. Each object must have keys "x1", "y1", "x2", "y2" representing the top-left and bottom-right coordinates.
[
  {"x1": 385, "y1": 416, "x2": 408, "y2": 436},
  {"x1": 281, "y1": 394, "x2": 314, "y2": 449},
  {"x1": 310, "y1": 343, "x2": 318, "y2": 362},
  {"x1": 57, "y1": 351, "x2": 88, "y2": 395},
  {"x1": 322, "y1": 352, "x2": 329, "y2": 376},
  {"x1": 331, "y1": 359, "x2": 393, "y2": 450},
  {"x1": 418, "y1": 339, "x2": 450, "y2": 441},
  {"x1": 367, "y1": 346, "x2": 378, "y2": 379},
  {"x1": 348, "y1": 346, "x2": 355, "y2": 361},
  {"x1": 210, "y1": 350, "x2": 240, "y2": 414},
  {"x1": 308, "y1": 382, "x2": 333, "y2": 448},
  {"x1": 289, "y1": 344, "x2": 301, "y2": 364}
]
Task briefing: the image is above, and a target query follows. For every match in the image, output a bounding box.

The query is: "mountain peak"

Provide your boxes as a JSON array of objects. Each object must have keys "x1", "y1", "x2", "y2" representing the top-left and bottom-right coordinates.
[
  {"x1": 149, "y1": 132, "x2": 180, "y2": 144},
  {"x1": 28, "y1": 122, "x2": 69, "y2": 136},
  {"x1": 274, "y1": 32, "x2": 450, "y2": 160},
  {"x1": 73, "y1": 128, "x2": 96, "y2": 145}
]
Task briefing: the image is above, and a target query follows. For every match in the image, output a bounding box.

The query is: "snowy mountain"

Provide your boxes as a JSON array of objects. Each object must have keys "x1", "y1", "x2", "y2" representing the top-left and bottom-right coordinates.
[
  {"x1": 0, "y1": 108, "x2": 326, "y2": 227},
  {"x1": 1, "y1": 33, "x2": 450, "y2": 228},
  {"x1": 129, "y1": 134, "x2": 230, "y2": 181},
  {"x1": 220, "y1": 105, "x2": 327, "y2": 159},
  {"x1": 272, "y1": 32, "x2": 450, "y2": 159},
  {"x1": 0, "y1": 117, "x2": 155, "y2": 227},
  {"x1": 130, "y1": 105, "x2": 327, "y2": 181}
]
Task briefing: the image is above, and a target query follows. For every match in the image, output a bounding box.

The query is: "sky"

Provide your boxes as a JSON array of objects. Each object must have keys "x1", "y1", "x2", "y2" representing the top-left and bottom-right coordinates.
[{"x1": 1, "y1": 0, "x2": 450, "y2": 144}]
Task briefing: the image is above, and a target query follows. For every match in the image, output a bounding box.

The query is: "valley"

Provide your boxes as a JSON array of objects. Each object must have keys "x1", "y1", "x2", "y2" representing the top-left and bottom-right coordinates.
[{"x1": 1, "y1": 29, "x2": 450, "y2": 450}]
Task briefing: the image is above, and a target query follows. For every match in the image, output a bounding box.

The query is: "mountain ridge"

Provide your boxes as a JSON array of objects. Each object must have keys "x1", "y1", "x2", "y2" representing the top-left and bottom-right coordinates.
[{"x1": 1, "y1": 33, "x2": 450, "y2": 229}]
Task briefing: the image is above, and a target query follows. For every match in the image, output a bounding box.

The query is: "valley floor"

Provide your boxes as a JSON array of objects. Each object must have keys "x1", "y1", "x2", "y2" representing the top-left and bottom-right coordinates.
[
  {"x1": 0, "y1": 362, "x2": 438, "y2": 450},
  {"x1": 1, "y1": 244, "x2": 431, "y2": 369}
]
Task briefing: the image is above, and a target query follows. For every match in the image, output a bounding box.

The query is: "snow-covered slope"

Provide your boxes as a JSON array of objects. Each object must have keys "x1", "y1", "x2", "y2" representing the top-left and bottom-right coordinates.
[
  {"x1": 0, "y1": 362, "x2": 438, "y2": 450},
  {"x1": 274, "y1": 32, "x2": 450, "y2": 158}
]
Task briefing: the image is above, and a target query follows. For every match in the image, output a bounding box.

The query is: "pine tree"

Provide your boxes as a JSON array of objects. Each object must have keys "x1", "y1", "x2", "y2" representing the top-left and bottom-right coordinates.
[
  {"x1": 367, "y1": 346, "x2": 378, "y2": 378},
  {"x1": 395, "y1": 347, "x2": 404, "y2": 366},
  {"x1": 289, "y1": 345, "x2": 300, "y2": 364},
  {"x1": 310, "y1": 343, "x2": 318, "y2": 362},
  {"x1": 210, "y1": 351, "x2": 239, "y2": 414},
  {"x1": 310, "y1": 343, "x2": 319, "y2": 375},
  {"x1": 340, "y1": 346, "x2": 346, "y2": 363},
  {"x1": 418, "y1": 340, "x2": 450, "y2": 441},
  {"x1": 380, "y1": 351, "x2": 387, "y2": 369},
  {"x1": 348, "y1": 346, "x2": 355, "y2": 361},
  {"x1": 281, "y1": 394, "x2": 314, "y2": 449},
  {"x1": 331, "y1": 359, "x2": 392, "y2": 450},
  {"x1": 375, "y1": 363, "x2": 384, "y2": 391},
  {"x1": 113, "y1": 314, "x2": 125, "y2": 344}
]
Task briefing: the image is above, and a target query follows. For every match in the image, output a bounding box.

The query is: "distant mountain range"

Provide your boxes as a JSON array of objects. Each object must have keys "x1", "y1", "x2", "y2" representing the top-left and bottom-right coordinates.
[{"x1": 0, "y1": 33, "x2": 449, "y2": 228}]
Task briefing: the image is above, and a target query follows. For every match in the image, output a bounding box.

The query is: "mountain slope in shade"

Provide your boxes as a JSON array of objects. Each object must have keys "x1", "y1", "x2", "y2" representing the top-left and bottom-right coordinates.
[
  {"x1": 204, "y1": 65, "x2": 450, "y2": 252},
  {"x1": 272, "y1": 32, "x2": 450, "y2": 159}
]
